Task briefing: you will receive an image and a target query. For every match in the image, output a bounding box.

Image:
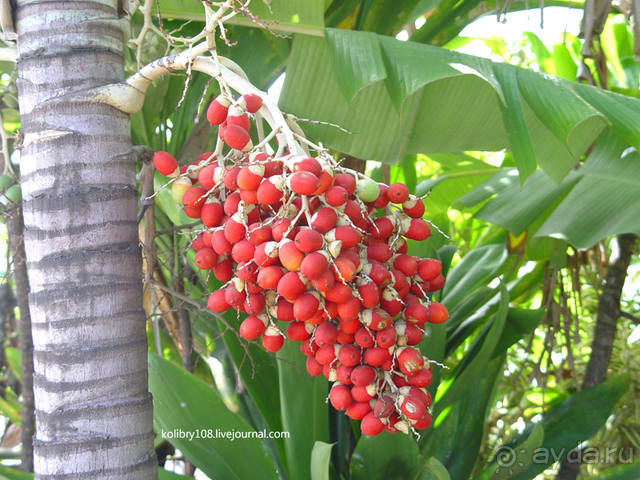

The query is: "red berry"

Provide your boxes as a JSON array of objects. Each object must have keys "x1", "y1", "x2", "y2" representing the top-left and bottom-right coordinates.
[
  {"x1": 257, "y1": 266, "x2": 285, "y2": 290},
  {"x1": 386, "y1": 183, "x2": 409, "y2": 203},
  {"x1": 329, "y1": 384, "x2": 352, "y2": 411},
  {"x1": 346, "y1": 402, "x2": 372, "y2": 420},
  {"x1": 351, "y1": 365, "x2": 376, "y2": 386},
  {"x1": 306, "y1": 356, "x2": 323, "y2": 376},
  {"x1": 242, "y1": 93, "x2": 263, "y2": 113},
  {"x1": 427, "y1": 302, "x2": 449, "y2": 324},
  {"x1": 263, "y1": 328, "x2": 284, "y2": 352},
  {"x1": 288, "y1": 171, "x2": 320, "y2": 195},
  {"x1": 324, "y1": 186, "x2": 348, "y2": 206},
  {"x1": 295, "y1": 229, "x2": 324, "y2": 253},
  {"x1": 300, "y1": 252, "x2": 329, "y2": 280},
  {"x1": 223, "y1": 124, "x2": 252, "y2": 151},
  {"x1": 197, "y1": 164, "x2": 216, "y2": 190},
  {"x1": 194, "y1": 248, "x2": 217, "y2": 270},
  {"x1": 153, "y1": 151, "x2": 179, "y2": 177},
  {"x1": 207, "y1": 290, "x2": 229, "y2": 312},
  {"x1": 287, "y1": 321, "x2": 312, "y2": 342},
  {"x1": 397, "y1": 347, "x2": 424, "y2": 376},
  {"x1": 239, "y1": 315, "x2": 266, "y2": 340},
  {"x1": 418, "y1": 259, "x2": 442, "y2": 282},
  {"x1": 361, "y1": 412, "x2": 385, "y2": 436},
  {"x1": 333, "y1": 173, "x2": 356, "y2": 195},
  {"x1": 277, "y1": 272, "x2": 306, "y2": 302},
  {"x1": 293, "y1": 293, "x2": 320, "y2": 321},
  {"x1": 338, "y1": 344, "x2": 361, "y2": 367},
  {"x1": 207, "y1": 95, "x2": 230, "y2": 125}
]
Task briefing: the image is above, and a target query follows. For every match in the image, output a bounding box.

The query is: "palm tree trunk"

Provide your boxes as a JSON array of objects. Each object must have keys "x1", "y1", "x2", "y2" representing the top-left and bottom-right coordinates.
[{"x1": 15, "y1": 1, "x2": 157, "y2": 478}]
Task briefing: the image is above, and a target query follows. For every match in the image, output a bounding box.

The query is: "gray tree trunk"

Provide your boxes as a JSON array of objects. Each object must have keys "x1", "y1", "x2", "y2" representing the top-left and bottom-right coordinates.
[{"x1": 15, "y1": 1, "x2": 157, "y2": 478}]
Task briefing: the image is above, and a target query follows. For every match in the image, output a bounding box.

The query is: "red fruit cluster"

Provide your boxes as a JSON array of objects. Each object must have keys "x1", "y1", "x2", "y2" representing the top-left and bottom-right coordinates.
[{"x1": 152, "y1": 92, "x2": 449, "y2": 437}]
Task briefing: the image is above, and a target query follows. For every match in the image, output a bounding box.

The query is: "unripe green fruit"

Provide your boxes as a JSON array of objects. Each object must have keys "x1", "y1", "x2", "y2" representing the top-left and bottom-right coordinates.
[
  {"x1": 171, "y1": 177, "x2": 192, "y2": 204},
  {"x1": 5, "y1": 184, "x2": 21, "y2": 203},
  {"x1": 356, "y1": 177, "x2": 379, "y2": 203}
]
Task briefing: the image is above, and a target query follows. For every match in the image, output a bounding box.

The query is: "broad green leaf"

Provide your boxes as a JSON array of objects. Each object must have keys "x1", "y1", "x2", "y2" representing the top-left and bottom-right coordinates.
[
  {"x1": 416, "y1": 457, "x2": 451, "y2": 480},
  {"x1": 512, "y1": 374, "x2": 631, "y2": 479},
  {"x1": 350, "y1": 431, "x2": 422, "y2": 480},
  {"x1": 155, "y1": 0, "x2": 325, "y2": 35},
  {"x1": 493, "y1": 64, "x2": 536, "y2": 183},
  {"x1": 435, "y1": 286, "x2": 508, "y2": 418},
  {"x1": 278, "y1": 341, "x2": 329, "y2": 480},
  {"x1": 518, "y1": 69, "x2": 607, "y2": 181},
  {"x1": 148, "y1": 353, "x2": 278, "y2": 480},
  {"x1": 574, "y1": 84, "x2": 640, "y2": 147},
  {"x1": 475, "y1": 423, "x2": 544, "y2": 480},
  {"x1": 325, "y1": 28, "x2": 386, "y2": 102},
  {"x1": 536, "y1": 130, "x2": 640, "y2": 248},
  {"x1": 310, "y1": 441, "x2": 334, "y2": 480},
  {"x1": 441, "y1": 243, "x2": 507, "y2": 310},
  {"x1": 591, "y1": 462, "x2": 640, "y2": 480},
  {"x1": 282, "y1": 30, "x2": 640, "y2": 181}
]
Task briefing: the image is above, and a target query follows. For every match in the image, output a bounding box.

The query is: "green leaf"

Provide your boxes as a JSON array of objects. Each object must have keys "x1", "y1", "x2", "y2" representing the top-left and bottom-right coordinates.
[
  {"x1": 493, "y1": 308, "x2": 544, "y2": 355},
  {"x1": 473, "y1": 169, "x2": 579, "y2": 236},
  {"x1": 278, "y1": 341, "x2": 329, "y2": 480},
  {"x1": 590, "y1": 462, "x2": 640, "y2": 480},
  {"x1": 155, "y1": 0, "x2": 325, "y2": 35},
  {"x1": 148, "y1": 353, "x2": 278, "y2": 480},
  {"x1": 536, "y1": 129, "x2": 640, "y2": 248},
  {"x1": 350, "y1": 431, "x2": 422, "y2": 480},
  {"x1": 416, "y1": 457, "x2": 451, "y2": 480},
  {"x1": 441, "y1": 243, "x2": 508, "y2": 311},
  {"x1": 310, "y1": 441, "x2": 334, "y2": 480},
  {"x1": 475, "y1": 423, "x2": 544, "y2": 480},
  {"x1": 422, "y1": 355, "x2": 505, "y2": 478},
  {"x1": 512, "y1": 374, "x2": 631, "y2": 479},
  {"x1": 0, "y1": 392, "x2": 21, "y2": 425},
  {"x1": 552, "y1": 43, "x2": 578, "y2": 81},
  {"x1": 325, "y1": 28, "x2": 386, "y2": 102},
  {"x1": 493, "y1": 64, "x2": 537, "y2": 183},
  {"x1": 434, "y1": 286, "x2": 508, "y2": 418},
  {"x1": 518, "y1": 69, "x2": 607, "y2": 182},
  {"x1": 0, "y1": 466, "x2": 33, "y2": 480},
  {"x1": 282, "y1": 30, "x2": 640, "y2": 181},
  {"x1": 454, "y1": 168, "x2": 519, "y2": 209},
  {"x1": 5, "y1": 346, "x2": 21, "y2": 381}
]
